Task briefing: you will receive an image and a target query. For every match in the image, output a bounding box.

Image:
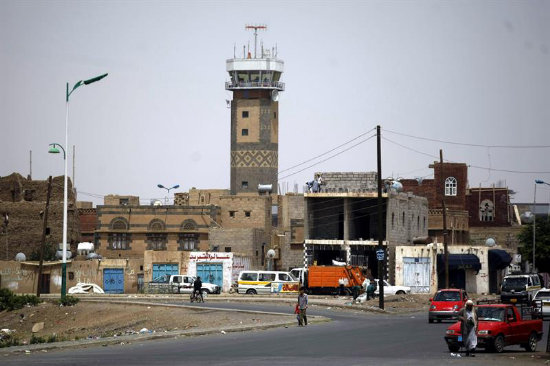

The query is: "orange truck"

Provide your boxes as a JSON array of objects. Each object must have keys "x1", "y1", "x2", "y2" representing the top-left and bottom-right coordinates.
[{"x1": 291, "y1": 266, "x2": 366, "y2": 295}]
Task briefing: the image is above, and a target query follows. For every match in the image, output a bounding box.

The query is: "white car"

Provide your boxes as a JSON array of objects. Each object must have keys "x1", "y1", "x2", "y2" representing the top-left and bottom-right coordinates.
[
  {"x1": 374, "y1": 279, "x2": 411, "y2": 296},
  {"x1": 533, "y1": 288, "x2": 550, "y2": 318},
  {"x1": 356, "y1": 280, "x2": 411, "y2": 303}
]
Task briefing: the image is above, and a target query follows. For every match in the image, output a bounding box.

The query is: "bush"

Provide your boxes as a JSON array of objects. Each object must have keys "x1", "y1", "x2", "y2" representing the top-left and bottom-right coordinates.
[
  {"x1": 30, "y1": 334, "x2": 46, "y2": 344},
  {"x1": 0, "y1": 288, "x2": 42, "y2": 311},
  {"x1": 57, "y1": 295, "x2": 79, "y2": 307},
  {"x1": 0, "y1": 333, "x2": 20, "y2": 348}
]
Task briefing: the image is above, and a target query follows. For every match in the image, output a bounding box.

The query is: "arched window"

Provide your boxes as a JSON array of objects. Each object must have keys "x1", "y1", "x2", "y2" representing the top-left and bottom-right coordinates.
[
  {"x1": 181, "y1": 219, "x2": 197, "y2": 231},
  {"x1": 480, "y1": 199, "x2": 494, "y2": 222},
  {"x1": 148, "y1": 219, "x2": 165, "y2": 231},
  {"x1": 445, "y1": 177, "x2": 457, "y2": 196},
  {"x1": 110, "y1": 217, "x2": 129, "y2": 230}
]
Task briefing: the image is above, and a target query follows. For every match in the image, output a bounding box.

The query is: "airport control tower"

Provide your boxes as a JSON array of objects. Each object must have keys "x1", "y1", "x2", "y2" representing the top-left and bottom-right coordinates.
[{"x1": 226, "y1": 25, "x2": 284, "y2": 195}]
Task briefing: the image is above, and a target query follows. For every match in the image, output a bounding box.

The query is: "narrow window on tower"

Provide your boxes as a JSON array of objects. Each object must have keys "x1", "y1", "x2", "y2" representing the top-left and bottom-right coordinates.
[
  {"x1": 242, "y1": 111, "x2": 249, "y2": 118},
  {"x1": 242, "y1": 129, "x2": 249, "y2": 136},
  {"x1": 242, "y1": 181, "x2": 248, "y2": 189},
  {"x1": 273, "y1": 112, "x2": 277, "y2": 119},
  {"x1": 245, "y1": 211, "x2": 251, "y2": 217}
]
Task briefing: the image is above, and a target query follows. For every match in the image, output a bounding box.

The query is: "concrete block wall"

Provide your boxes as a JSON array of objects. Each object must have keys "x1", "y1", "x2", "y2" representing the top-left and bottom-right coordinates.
[
  {"x1": 386, "y1": 192, "x2": 429, "y2": 246},
  {"x1": 315, "y1": 172, "x2": 378, "y2": 193}
]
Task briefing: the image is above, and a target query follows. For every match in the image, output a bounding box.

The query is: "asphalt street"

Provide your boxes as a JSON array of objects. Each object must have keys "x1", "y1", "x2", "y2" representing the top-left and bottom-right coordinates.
[{"x1": 2, "y1": 301, "x2": 549, "y2": 366}]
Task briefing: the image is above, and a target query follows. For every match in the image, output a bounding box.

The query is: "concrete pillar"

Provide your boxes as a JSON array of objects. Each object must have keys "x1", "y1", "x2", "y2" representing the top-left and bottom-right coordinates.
[
  {"x1": 304, "y1": 198, "x2": 309, "y2": 240},
  {"x1": 344, "y1": 198, "x2": 351, "y2": 264}
]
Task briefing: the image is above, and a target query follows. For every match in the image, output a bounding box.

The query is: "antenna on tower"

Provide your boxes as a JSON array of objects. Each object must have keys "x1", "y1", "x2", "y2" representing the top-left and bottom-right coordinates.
[
  {"x1": 245, "y1": 24, "x2": 267, "y2": 59},
  {"x1": 233, "y1": 43, "x2": 236, "y2": 58}
]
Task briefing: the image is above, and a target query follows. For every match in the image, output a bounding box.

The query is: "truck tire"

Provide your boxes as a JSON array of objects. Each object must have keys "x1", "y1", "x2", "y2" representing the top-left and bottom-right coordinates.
[
  {"x1": 396, "y1": 290, "x2": 406, "y2": 295},
  {"x1": 492, "y1": 334, "x2": 505, "y2": 353},
  {"x1": 524, "y1": 332, "x2": 538, "y2": 352},
  {"x1": 447, "y1": 344, "x2": 460, "y2": 353},
  {"x1": 246, "y1": 289, "x2": 257, "y2": 295}
]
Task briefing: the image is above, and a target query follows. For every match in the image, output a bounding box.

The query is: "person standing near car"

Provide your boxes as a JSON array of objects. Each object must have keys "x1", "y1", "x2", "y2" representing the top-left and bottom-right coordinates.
[
  {"x1": 193, "y1": 276, "x2": 203, "y2": 300},
  {"x1": 297, "y1": 287, "x2": 308, "y2": 326},
  {"x1": 458, "y1": 299, "x2": 477, "y2": 357}
]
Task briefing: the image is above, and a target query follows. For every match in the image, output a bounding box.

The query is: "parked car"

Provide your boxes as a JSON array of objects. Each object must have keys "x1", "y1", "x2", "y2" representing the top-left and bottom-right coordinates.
[
  {"x1": 532, "y1": 288, "x2": 550, "y2": 319},
  {"x1": 171, "y1": 275, "x2": 220, "y2": 294},
  {"x1": 500, "y1": 274, "x2": 542, "y2": 304},
  {"x1": 148, "y1": 274, "x2": 220, "y2": 294},
  {"x1": 374, "y1": 279, "x2": 411, "y2": 296},
  {"x1": 444, "y1": 303, "x2": 543, "y2": 353},
  {"x1": 429, "y1": 289, "x2": 468, "y2": 323}
]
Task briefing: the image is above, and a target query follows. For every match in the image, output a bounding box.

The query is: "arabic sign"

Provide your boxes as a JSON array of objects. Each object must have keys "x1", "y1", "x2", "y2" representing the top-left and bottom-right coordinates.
[
  {"x1": 189, "y1": 252, "x2": 233, "y2": 261},
  {"x1": 271, "y1": 282, "x2": 299, "y2": 293}
]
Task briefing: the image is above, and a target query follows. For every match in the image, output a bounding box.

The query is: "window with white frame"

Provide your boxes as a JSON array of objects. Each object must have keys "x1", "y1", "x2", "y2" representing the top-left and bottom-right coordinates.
[{"x1": 445, "y1": 177, "x2": 457, "y2": 196}]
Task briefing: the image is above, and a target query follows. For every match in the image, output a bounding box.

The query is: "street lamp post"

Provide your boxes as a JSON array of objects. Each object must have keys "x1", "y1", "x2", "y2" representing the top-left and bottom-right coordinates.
[
  {"x1": 157, "y1": 184, "x2": 180, "y2": 205},
  {"x1": 50, "y1": 73, "x2": 107, "y2": 299},
  {"x1": 533, "y1": 179, "x2": 550, "y2": 273}
]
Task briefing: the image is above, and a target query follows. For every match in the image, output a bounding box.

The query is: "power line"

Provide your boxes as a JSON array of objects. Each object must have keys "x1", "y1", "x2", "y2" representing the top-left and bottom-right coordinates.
[
  {"x1": 384, "y1": 128, "x2": 550, "y2": 149},
  {"x1": 278, "y1": 127, "x2": 376, "y2": 174},
  {"x1": 383, "y1": 136, "x2": 550, "y2": 174},
  {"x1": 278, "y1": 134, "x2": 377, "y2": 181}
]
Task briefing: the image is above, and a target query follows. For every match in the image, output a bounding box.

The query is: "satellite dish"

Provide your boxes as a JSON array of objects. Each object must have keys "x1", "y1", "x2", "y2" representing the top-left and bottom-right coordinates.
[
  {"x1": 415, "y1": 177, "x2": 424, "y2": 185},
  {"x1": 271, "y1": 90, "x2": 279, "y2": 102},
  {"x1": 153, "y1": 200, "x2": 162, "y2": 206},
  {"x1": 266, "y1": 249, "x2": 276, "y2": 259},
  {"x1": 521, "y1": 211, "x2": 534, "y2": 224},
  {"x1": 485, "y1": 238, "x2": 496, "y2": 247},
  {"x1": 391, "y1": 181, "x2": 403, "y2": 193},
  {"x1": 15, "y1": 253, "x2": 26, "y2": 262}
]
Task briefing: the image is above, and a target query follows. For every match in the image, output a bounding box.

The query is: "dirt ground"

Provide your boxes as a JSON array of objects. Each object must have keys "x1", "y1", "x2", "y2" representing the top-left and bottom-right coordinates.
[{"x1": 0, "y1": 300, "x2": 290, "y2": 345}]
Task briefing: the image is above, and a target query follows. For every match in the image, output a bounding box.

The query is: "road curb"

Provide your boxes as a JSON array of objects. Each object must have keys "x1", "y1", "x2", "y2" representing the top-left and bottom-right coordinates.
[{"x1": 1, "y1": 301, "x2": 330, "y2": 355}]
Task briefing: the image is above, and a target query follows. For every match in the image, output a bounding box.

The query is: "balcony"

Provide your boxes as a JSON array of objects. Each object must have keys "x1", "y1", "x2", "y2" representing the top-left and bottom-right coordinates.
[{"x1": 225, "y1": 81, "x2": 285, "y2": 91}]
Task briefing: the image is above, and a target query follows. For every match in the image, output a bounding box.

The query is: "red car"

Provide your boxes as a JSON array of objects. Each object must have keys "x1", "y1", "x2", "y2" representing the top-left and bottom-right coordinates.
[
  {"x1": 444, "y1": 304, "x2": 543, "y2": 353},
  {"x1": 429, "y1": 289, "x2": 468, "y2": 323}
]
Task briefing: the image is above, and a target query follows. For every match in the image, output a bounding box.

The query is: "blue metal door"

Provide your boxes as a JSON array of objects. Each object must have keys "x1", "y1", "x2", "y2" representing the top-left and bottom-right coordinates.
[
  {"x1": 103, "y1": 268, "x2": 124, "y2": 294},
  {"x1": 152, "y1": 263, "x2": 179, "y2": 281},
  {"x1": 196, "y1": 263, "x2": 223, "y2": 288}
]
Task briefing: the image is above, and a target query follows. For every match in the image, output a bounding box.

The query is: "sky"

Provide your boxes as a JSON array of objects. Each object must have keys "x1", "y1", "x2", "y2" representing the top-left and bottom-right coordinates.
[{"x1": 1, "y1": 0, "x2": 549, "y2": 206}]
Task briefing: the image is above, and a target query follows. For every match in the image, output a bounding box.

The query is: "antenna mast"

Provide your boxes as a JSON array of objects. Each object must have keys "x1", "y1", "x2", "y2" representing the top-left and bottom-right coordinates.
[{"x1": 245, "y1": 24, "x2": 267, "y2": 58}]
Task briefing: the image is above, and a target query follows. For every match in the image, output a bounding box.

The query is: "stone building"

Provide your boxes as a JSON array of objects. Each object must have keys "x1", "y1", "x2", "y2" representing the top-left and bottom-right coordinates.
[
  {"x1": 0, "y1": 173, "x2": 79, "y2": 260},
  {"x1": 77, "y1": 201, "x2": 97, "y2": 244},
  {"x1": 95, "y1": 195, "x2": 220, "y2": 259}
]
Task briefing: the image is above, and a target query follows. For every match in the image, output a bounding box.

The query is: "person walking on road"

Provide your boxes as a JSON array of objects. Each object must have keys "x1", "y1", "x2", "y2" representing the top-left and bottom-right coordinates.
[
  {"x1": 458, "y1": 299, "x2": 478, "y2": 357},
  {"x1": 297, "y1": 287, "x2": 308, "y2": 326}
]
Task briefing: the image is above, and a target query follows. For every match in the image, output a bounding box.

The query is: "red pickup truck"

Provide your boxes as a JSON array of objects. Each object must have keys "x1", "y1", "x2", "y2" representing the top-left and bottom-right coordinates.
[{"x1": 444, "y1": 304, "x2": 543, "y2": 353}]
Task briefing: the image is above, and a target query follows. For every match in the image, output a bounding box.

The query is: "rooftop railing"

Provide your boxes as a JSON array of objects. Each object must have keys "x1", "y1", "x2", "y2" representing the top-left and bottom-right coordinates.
[{"x1": 225, "y1": 81, "x2": 285, "y2": 91}]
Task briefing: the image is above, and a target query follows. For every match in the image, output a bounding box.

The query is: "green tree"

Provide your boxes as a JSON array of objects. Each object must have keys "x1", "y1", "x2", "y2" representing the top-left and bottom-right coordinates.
[{"x1": 518, "y1": 218, "x2": 550, "y2": 272}]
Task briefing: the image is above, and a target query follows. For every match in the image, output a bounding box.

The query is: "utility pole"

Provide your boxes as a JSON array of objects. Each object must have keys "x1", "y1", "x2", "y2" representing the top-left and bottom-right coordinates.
[
  {"x1": 377, "y1": 125, "x2": 385, "y2": 309},
  {"x1": 36, "y1": 176, "x2": 53, "y2": 297},
  {"x1": 440, "y1": 150, "x2": 449, "y2": 288}
]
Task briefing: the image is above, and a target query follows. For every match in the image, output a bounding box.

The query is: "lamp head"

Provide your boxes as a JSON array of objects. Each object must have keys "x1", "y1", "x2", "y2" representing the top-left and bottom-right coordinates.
[
  {"x1": 48, "y1": 145, "x2": 60, "y2": 154},
  {"x1": 157, "y1": 184, "x2": 165, "y2": 189},
  {"x1": 535, "y1": 180, "x2": 545, "y2": 184},
  {"x1": 83, "y1": 73, "x2": 108, "y2": 85},
  {"x1": 172, "y1": 185, "x2": 180, "y2": 189}
]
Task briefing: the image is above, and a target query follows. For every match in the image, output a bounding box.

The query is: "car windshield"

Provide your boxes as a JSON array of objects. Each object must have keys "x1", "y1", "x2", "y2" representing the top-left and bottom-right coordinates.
[
  {"x1": 502, "y1": 278, "x2": 527, "y2": 290},
  {"x1": 477, "y1": 307, "x2": 505, "y2": 322},
  {"x1": 434, "y1": 291, "x2": 460, "y2": 301},
  {"x1": 535, "y1": 291, "x2": 550, "y2": 299},
  {"x1": 152, "y1": 275, "x2": 169, "y2": 283},
  {"x1": 289, "y1": 273, "x2": 298, "y2": 281}
]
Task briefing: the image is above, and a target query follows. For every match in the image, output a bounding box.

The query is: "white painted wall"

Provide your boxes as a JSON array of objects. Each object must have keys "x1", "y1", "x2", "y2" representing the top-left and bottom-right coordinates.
[
  {"x1": 188, "y1": 252, "x2": 233, "y2": 292},
  {"x1": 395, "y1": 244, "x2": 493, "y2": 294}
]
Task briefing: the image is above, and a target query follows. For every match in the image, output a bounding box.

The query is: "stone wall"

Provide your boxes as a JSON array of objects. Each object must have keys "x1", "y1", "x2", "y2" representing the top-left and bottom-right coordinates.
[
  {"x1": 0, "y1": 258, "x2": 143, "y2": 294},
  {"x1": 0, "y1": 173, "x2": 79, "y2": 260},
  {"x1": 219, "y1": 195, "x2": 272, "y2": 230},
  {"x1": 208, "y1": 227, "x2": 266, "y2": 268}
]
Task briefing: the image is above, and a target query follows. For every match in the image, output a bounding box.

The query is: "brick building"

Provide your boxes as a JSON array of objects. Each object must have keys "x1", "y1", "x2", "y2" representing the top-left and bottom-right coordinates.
[
  {"x1": 77, "y1": 201, "x2": 97, "y2": 244},
  {"x1": 0, "y1": 173, "x2": 79, "y2": 260}
]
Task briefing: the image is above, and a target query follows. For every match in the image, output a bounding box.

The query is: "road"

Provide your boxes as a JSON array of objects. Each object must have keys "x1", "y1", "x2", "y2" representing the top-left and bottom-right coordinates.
[{"x1": 3, "y1": 301, "x2": 548, "y2": 365}]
